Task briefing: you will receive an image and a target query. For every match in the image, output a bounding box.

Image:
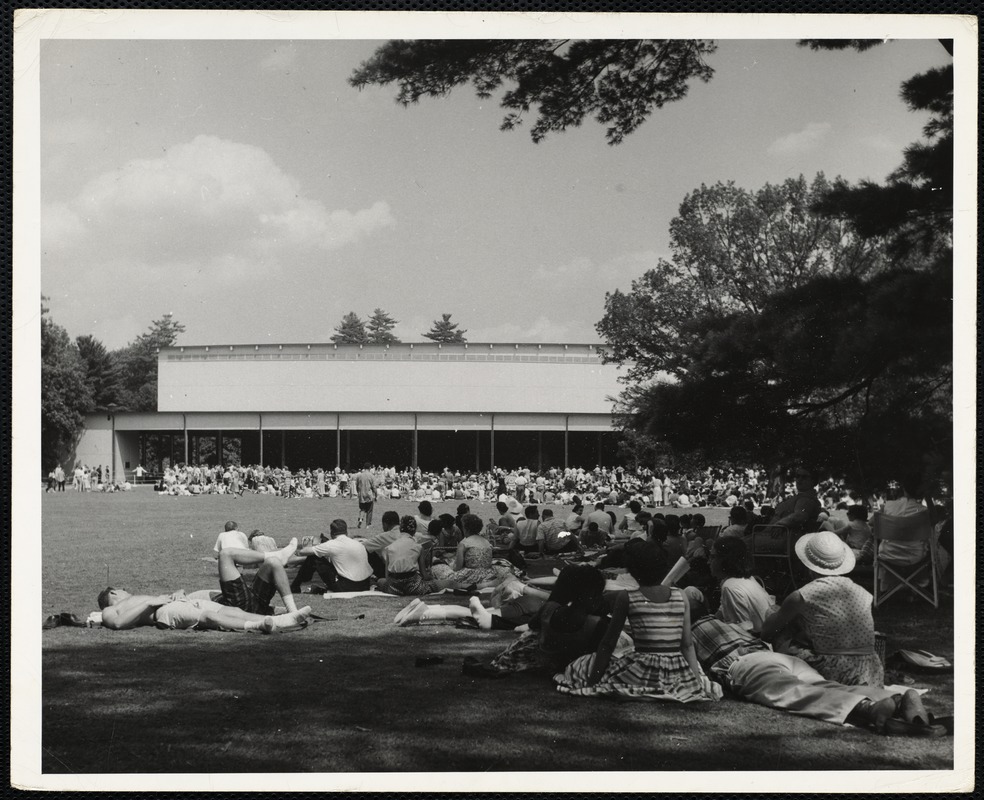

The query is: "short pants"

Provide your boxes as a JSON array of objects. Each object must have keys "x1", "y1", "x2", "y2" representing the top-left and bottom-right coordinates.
[
  {"x1": 154, "y1": 598, "x2": 226, "y2": 630},
  {"x1": 359, "y1": 500, "x2": 374, "y2": 512},
  {"x1": 217, "y1": 574, "x2": 276, "y2": 615}
]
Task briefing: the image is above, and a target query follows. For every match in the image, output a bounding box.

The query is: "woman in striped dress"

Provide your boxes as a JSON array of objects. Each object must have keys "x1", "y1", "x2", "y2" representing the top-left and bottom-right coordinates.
[{"x1": 556, "y1": 540, "x2": 721, "y2": 702}]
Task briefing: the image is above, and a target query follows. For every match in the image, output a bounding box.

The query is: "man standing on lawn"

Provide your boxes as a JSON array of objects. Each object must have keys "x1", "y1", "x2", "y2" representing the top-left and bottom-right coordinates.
[
  {"x1": 98, "y1": 540, "x2": 310, "y2": 632},
  {"x1": 355, "y1": 462, "x2": 377, "y2": 529}
]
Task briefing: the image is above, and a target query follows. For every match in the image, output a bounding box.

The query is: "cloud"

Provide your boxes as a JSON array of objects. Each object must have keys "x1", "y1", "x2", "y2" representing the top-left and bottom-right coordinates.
[
  {"x1": 458, "y1": 315, "x2": 578, "y2": 344},
  {"x1": 533, "y1": 257, "x2": 594, "y2": 281},
  {"x1": 259, "y1": 44, "x2": 298, "y2": 73},
  {"x1": 860, "y1": 133, "x2": 900, "y2": 153},
  {"x1": 767, "y1": 122, "x2": 831, "y2": 157},
  {"x1": 41, "y1": 134, "x2": 395, "y2": 271}
]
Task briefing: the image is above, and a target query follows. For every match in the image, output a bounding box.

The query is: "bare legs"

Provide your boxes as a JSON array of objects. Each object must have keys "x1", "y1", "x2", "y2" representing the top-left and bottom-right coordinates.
[
  {"x1": 198, "y1": 606, "x2": 313, "y2": 633},
  {"x1": 217, "y1": 544, "x2": 299, "y2": 612},
  {"x1": 393, "y1": 596, "x2": 503, "y2": 628}
]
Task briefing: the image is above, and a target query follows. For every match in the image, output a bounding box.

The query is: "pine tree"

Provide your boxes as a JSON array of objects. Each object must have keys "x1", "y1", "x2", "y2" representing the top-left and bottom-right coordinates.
[
  {"x1": 423, "y1": 313, "x2": 467, "y2": 343},
  {"x1": 331, "y1": 312, "x2": 369, "y2": 344},
  {"x1": 366, "y1": 308, "x2": 401, "y2": 344},
  {"x1": 76, "y1": 334, "x2": 123, "y2": 411}
]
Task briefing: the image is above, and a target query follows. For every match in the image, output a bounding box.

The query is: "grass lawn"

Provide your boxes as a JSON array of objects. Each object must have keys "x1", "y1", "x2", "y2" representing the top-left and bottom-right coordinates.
[{"x1": 40, "y1": 490, "x2": 956, "y2": 775}]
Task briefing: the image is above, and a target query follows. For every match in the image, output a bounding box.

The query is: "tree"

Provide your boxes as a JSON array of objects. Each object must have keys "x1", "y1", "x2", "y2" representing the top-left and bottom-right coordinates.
[
  {"x1": 331, "y1": 312, "x2": 369, "y2": 345},
  {"x1": 610, "y1": 51, "x2": 953, "y2": 492},
  {"x1": 114, "y1": 313, "x2": 186, "y2": 412},
  {"x1": 597, "y1": 174, "x2": 892, "y2": 382},
  {"x1": 41, "y1": 299, "x2": 93, "y2": 469},
  {"x1": 366, "y1": 308, "x2": 401, "y2": 344},
  {"x1": 76, "y1": 334, "x2": 123, "y2": 412},
  {"x1": 422, "y1": 313, "x2": 467, "y2": 343},
  {"x1": 350, "y1": 40, "x2": 717, "y2": 145},
  {"x1": 810, "y1": 64, "x2": 953, "y2": 262}
]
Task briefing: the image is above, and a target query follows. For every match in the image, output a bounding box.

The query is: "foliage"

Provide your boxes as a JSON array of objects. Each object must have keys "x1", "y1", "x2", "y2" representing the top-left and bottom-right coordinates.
[
  {"x1": 76, "y1": 334, "x2": 123, "y2": 412},
  {"x1": 602, "y1": 47, "x2": 954, "y2": 491},
  {"x1": 422, "y1": 313, "x2": 467, "y2": 343},
  {"x1": 810, "y1": 64, "x2": 953, "y2": 261},
  {"x1": 350, "y1": 39, "x2": 717, "y2": 145},
  {"x1": 366, "y1": 308, "x2": 401, "y2": 344},
  {"x1": 41, "y1": 300, "x2": 93, "y2": 469},
  {"x1": 597, "y1": 174, "x2": 890, "y2": 382},
  {"x1": 330, "y1": 311, "x2": 370, "y2": 345},
  {"x1": 41, "y1": 494, "x2": 955, "y2": 774},
  {"x1": 620, "y1": 264, "x2": 952, "y2": 490},
  {"x1": 113, "y1": 313, "x2": 186, "y2": 412}
]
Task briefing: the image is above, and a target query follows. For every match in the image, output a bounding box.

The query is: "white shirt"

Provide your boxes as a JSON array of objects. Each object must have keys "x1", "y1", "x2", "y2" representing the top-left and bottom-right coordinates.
[
  {"x1": 312, "y1": 535, "x2": 373, "y2": 581},
  {"x1": 214, "y1": 530, "x2": 249, "y2": 553}
]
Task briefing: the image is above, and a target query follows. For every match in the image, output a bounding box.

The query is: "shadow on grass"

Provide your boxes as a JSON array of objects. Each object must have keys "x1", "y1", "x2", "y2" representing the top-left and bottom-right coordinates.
[
  {"x1": 43, "y1": 619, "x2": 954, "y2": 775},
  {"x1": 39, "y1": 494, "x2": 957, "y2": 776}
]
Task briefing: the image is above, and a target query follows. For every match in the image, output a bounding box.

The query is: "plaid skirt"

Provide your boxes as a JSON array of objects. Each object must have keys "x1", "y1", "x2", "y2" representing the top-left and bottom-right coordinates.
[
  {"x1": 555, "y1": 650, "x2": 721, "y2": 702},
  {"x1": 387, "y1": 572, "x2": 440, "y2": 596}
]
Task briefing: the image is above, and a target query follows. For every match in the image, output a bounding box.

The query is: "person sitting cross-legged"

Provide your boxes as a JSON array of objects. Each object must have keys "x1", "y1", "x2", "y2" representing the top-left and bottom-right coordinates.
[
  {"x1": 292, "y1": 519, "x2": 374, "y2": 593},
  {"x1": 537, "y1": 509, "x2": 583, "y2": 557},
  {"x1": 98, "y1": 541, "x2": 311, "y2": 633}
]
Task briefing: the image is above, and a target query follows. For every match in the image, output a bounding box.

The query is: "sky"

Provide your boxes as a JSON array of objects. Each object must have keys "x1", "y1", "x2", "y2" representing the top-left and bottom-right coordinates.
[{"x1": 38, "y1": 30, "x2": 950, "y2": 350}]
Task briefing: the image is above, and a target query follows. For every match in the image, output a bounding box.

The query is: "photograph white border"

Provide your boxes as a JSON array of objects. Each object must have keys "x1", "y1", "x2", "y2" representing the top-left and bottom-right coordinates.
[{"x1": 12, "y1": 9, "x2": 977, "y2": 792}]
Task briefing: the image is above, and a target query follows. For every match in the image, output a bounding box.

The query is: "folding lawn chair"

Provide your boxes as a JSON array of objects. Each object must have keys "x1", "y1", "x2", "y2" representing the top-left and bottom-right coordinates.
[
  {"x1": 750, "y1": 524, "x2": 799, "y2": 601},
  {"x1": 696, "y1": 525, "x2": 722, "y2": 542},
  {"x1": 872, "y1": 511, "x2": 939, "y2": 609}
]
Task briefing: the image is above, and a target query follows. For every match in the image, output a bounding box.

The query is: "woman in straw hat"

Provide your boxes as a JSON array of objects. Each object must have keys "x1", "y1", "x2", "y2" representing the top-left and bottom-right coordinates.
[{"x1": 760, "y1": 531, "x2": 883, "y2": 687}]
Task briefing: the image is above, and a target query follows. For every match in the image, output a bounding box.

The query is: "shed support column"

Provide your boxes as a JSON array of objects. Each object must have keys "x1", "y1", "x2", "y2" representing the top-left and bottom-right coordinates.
[
  {"x1": 281, "y1": 430, "x2": 286, "y2": 469},
  {"x1": 258, "y1": 414, "x2": 264, "y2": 466},
  {"x1": 597, "y1": 432, "x2": 602, "y2": 466},
  {"x1": 336, "y1": 420, "x2": 341, "y2": 470},
  {"x1": 345, "y1": 431, "x2": 351, "y2": 469},
  {"x1": 564, "y1": 416, "x2": 569, "y2": 470},
  {"x1": 110, "y1": 414, "x2": 116, "y2": 482},
  {"x1": 183, "y1": 415, "x2": 189, "y2": 466},
  {"x1": 218, "y1": 432, "x2": 223, "y2": 466},
  {"x1": 412, "y1": 414, "x2": 418, "y2": 471},
  {"x1": 475, "y1": 430, "x2": 480, "y2": 473},
  {"x1": 490, "y1": 415, "x2": 495, "y2": 472},
  {"x1": 537, "y1": 431, "x2": 543, "y2": 472}
]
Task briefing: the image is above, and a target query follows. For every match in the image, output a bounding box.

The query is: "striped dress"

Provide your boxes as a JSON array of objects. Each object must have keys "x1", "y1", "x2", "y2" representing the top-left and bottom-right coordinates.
[{"x1": 555, "y1": 587, "x2": 720, "y2": 702}]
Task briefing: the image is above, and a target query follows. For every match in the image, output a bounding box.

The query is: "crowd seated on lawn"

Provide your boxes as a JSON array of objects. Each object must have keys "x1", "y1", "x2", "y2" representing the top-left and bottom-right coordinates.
[
  {"x1": 124, "y1": 461, "x2": 905, "y2": 511},
  {"x1": 89, "y1": 460, "x2": 955, "y2": 737},
  {"x1": 390, "y1": 528, "x2": 950, "y2": 736}
]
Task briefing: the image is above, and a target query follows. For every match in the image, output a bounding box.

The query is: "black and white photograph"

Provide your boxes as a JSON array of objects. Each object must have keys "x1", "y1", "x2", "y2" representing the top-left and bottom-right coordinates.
[{"x1": 12, "y1": 9, "x2": 976, "y2": 792}]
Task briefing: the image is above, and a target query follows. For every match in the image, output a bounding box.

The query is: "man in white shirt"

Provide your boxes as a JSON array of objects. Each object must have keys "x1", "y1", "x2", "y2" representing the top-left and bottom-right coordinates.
[
  {"x1": 291, "y1": 519, "x2": 373, "y2": 593},
  {"x1": 213, "y1": 521, "x2": 250, "y2": 554}
]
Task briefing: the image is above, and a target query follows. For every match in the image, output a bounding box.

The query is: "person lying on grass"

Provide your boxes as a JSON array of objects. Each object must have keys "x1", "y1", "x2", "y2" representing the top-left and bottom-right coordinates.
[
  {"x1": 393, "y1": 572, "x2": 552, "y2": 629},
  {"x1": 463, "y1": 565, "x2": 633, "y2": 679},
  {"x1": 98, "y1": 539, "x2": 311, "y2": 632},
  {"x1": 689, "y1": 606, "x2": 950, "y2": 737}
]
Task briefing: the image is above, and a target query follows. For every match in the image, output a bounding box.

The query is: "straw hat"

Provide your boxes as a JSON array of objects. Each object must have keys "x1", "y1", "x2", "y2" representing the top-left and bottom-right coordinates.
[{"x1": 794, "y1": 531, "x2": 856, "y2": 576}]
